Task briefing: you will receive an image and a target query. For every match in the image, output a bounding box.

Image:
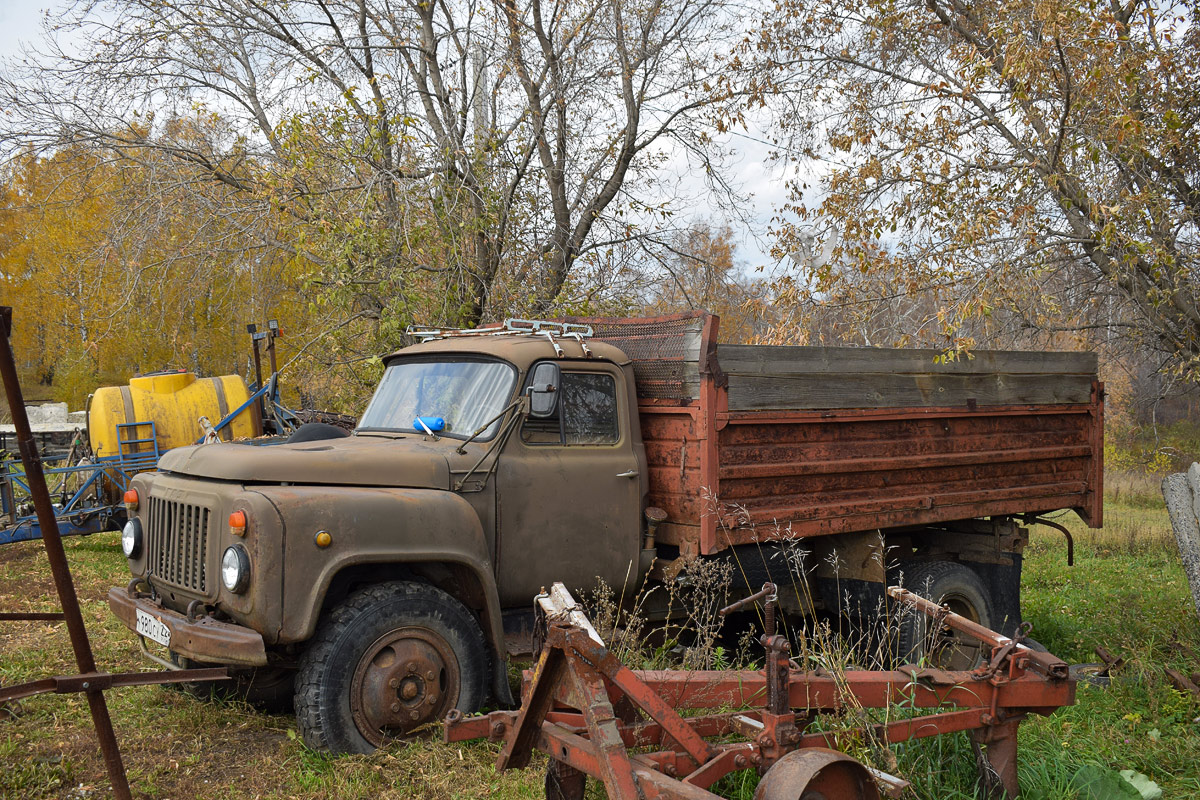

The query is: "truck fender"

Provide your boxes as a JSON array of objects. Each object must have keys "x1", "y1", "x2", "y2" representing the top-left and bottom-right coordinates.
[{"x1": 249, "y1": 485, "x2": 514, "y2": 706}]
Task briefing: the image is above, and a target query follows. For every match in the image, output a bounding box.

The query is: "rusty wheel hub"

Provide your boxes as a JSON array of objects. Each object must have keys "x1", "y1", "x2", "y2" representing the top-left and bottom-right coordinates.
[
  {"x1": 349, "y1": 626, "x2": 459, "y2": 747},
  {"x1": 932, "y1": 595, "x2": 985, "y2": 670}
]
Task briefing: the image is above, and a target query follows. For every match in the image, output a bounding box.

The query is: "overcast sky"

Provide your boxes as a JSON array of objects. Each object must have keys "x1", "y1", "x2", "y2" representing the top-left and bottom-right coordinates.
[{"x1": 0, "y1": 4, "x2": 47, "y2": 68}]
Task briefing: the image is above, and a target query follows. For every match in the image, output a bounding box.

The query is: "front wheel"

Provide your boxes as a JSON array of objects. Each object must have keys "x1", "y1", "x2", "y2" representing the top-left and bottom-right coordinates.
[{"x1": 295, "y1": 581, "x2": 489, "y2": 754}]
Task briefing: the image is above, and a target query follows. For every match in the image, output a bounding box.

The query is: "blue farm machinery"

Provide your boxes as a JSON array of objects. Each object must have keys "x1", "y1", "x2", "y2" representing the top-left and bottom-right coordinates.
[{"x1": 1, "y1": 322, "x2": 301, "y2": 545}]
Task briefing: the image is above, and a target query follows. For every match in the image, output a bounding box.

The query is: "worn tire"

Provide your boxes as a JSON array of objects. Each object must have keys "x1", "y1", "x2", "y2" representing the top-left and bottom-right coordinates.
[
  {"x1": 295, "y1": 581, "x2": 488, "y2": 754},
  {"x1": 169, "y1": 651, "x2": 296, "y2": 713},
  {"x1": 896, "y1": 561, "x2": 995, "y2": 670}
]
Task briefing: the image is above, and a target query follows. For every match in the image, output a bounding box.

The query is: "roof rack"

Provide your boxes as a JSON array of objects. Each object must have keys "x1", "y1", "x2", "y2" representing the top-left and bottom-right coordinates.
[{"x1": 406, "y1": 318, "x2": 594, "y2": 343}]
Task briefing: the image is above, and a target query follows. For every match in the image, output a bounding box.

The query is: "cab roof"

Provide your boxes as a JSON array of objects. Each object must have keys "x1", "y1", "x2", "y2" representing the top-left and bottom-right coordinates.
[{"x1": 384, "y1": 333, "x2": 631, "y2": 370}]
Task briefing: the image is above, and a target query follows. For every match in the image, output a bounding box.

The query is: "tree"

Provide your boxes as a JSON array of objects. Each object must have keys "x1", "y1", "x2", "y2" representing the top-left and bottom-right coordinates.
[
  {"x1": 640, "y1": 222, "x2": 772, "y2": 342},
  {"x1": 3, "y1": 0, "x2": 741, "y2": 333},
  {"x1": 0, "y1": 142, "x2": 307, "y2": 408},
  {"x1": 747, "y1": 0, "x2": 1200, "y2": 373}
]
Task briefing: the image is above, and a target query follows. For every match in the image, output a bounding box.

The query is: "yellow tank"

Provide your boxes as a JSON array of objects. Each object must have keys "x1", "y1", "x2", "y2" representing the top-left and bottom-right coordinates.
[{"x1": 89, "y1": 371, "x2": 262, "y2": 458}]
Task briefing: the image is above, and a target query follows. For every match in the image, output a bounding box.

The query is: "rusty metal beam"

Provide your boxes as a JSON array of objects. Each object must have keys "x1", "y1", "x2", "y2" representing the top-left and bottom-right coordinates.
[
  {"x1": 0, "y1": 307, "x2": 137, "y2": 800},
  {"x1": 588, "y1": 666, "x2": 1073, "y2": 713},
  {"x1": 496, "y1": 634, "x2": 568, "y2": 771},
  {"x1": 554, "y1": 626, "x2": 717, "y2": 766},
  {"x1": 0, "y1": 611, "x2": 67, "y2": 621},
  {"x1": 565, "y1": 649, "x2": 645, "y2": 800},
  {"x1": 535, "y1": 722, "x2": 719, "y2": 800},
  {"x1": 888, "y1": 587, "x2": 1069, "y2": 679},
  {"x1": 0, "y1": 668, "x2": 231, "y2": 704},
  {"x1": 0, "y1": 307, "x2": 230, "y2": 800}
]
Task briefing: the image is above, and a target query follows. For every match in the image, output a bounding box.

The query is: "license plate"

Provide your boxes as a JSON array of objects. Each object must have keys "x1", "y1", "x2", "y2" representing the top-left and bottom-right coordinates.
[{"x1": 135, "y1": 608, "x2": 171, "y2": 647}]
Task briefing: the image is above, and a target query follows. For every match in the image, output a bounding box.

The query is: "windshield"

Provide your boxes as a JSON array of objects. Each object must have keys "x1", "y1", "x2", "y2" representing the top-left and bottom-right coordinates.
[{"x1": 358, "y1": 358, "x2": 517, "y2": 439}]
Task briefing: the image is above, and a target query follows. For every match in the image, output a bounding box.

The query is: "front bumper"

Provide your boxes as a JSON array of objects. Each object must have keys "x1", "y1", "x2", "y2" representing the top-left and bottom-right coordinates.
[{"x1": 108, "y1": 586, "x2": 268, "y2": 667}]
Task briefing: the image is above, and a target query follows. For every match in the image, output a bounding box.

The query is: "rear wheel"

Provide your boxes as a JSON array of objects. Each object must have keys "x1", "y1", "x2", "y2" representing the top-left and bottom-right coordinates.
[
  {"x1": 545, "y1": 759, "x2": 587, "y2": 800},
  {"x1": 295, "y1": 581, "x2": 488, "y2": 754},
  {"x1": 896, "y1": 561, "x2": 995, "y2": 670}
]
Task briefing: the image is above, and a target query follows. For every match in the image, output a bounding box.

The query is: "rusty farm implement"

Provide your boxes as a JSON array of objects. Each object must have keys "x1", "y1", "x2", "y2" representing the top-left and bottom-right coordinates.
[{"x1": 445, "y1": 582, "x2": 1076, "y2": 800}]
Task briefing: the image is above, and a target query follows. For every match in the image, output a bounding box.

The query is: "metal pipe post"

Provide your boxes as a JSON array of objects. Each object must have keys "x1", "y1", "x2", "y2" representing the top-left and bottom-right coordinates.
[{"x1": 247, "y1": 323, "x2": 267, "y2": 421}]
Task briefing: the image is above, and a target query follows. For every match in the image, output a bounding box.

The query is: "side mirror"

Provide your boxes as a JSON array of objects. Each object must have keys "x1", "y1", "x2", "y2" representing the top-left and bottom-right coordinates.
[{"x1": 528, "y1": 362, "x2": 561, "y2": 418}]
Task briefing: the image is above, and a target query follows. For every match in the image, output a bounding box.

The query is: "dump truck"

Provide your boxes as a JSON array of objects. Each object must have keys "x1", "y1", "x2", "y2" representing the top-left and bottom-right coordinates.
[{"x1": 107, "y1": 312, "x2": 1103, "y2": 753}]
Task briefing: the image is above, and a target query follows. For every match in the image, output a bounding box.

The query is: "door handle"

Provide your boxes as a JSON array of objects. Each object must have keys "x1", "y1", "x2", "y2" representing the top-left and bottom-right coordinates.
[{"x1": 616, "y1": 469, "x2": 639, "y2": 479}]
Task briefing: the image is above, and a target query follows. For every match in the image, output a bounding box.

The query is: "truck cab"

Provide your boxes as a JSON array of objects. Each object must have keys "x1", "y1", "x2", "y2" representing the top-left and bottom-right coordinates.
[{"x1": 109, "y1": 320, "x2": 650, "y2": 753}]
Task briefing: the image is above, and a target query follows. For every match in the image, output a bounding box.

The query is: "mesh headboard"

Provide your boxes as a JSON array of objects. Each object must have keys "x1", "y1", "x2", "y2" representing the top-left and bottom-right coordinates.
[{"x1": 559, "y1": 312, "x2": 712, "y2": 400}]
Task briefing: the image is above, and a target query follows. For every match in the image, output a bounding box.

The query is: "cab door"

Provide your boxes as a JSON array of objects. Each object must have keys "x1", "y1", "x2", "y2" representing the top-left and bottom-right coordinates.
[{"x1": 496, "y1": 361, "x2": 644, "y2": 604}]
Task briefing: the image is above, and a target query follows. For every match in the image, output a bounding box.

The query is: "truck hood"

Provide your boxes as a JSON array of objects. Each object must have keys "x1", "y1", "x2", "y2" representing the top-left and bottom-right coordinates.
[{"x1": 157, "y1": 435, "x2": 450, "y2": 489}]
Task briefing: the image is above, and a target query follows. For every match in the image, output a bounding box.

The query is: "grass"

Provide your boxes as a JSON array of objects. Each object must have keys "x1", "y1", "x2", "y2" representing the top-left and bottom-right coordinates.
[
  {"x1": 2, "y1": 485, "x2": 1199, "y2": 799},
  {"x1": 1013, "y1": 498, "x2": 1200, "y2": 798}
]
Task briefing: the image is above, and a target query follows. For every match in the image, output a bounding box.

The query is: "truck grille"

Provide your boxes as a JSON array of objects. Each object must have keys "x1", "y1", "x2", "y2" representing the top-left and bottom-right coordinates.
[{"x1": 146, "y1": 496, "x2": 210, "y2": 593}]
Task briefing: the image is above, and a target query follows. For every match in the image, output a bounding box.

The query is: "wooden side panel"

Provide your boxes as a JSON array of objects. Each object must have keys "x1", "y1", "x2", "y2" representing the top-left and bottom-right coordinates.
[
  {"x1": 706, "y1": 403, "x2": 1103, "y2": 550},
  {"x1": 719, "y1": 344, "x2": 1097, "y2": 411},
  {"x1": 718, "y1": 345, "x2": 1098, "y2": 375},
  {"x1": 638, "y1": 404, "x2": 706, "y2": 545}
]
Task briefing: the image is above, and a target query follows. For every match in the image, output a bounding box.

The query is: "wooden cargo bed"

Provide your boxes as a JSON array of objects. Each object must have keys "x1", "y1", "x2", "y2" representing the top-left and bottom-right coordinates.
[{"x1": 569, "y1": 312, "x2": 1103, "y2": 557}]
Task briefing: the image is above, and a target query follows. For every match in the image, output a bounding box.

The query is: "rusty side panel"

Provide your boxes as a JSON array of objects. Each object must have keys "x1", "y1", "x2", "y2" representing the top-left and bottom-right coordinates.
[
  {"x1": 1082, "y1": 380, "x2": 1105, "y2": 527},
  {"x1": 639, "y1": 402, "x2": 704, "y2": 548},
  {"x1": 641, "y1": 396, "x2": 1104, "y2": 556},
  {"x1": 584, "y1": 312, "x2": 1103, "y2": 557},
  {"x1": 623, "y1": 312, "x2": 726, "y2": 556}
]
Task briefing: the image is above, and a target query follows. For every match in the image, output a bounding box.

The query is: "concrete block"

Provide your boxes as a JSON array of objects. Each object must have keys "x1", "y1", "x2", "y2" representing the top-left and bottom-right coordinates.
[{"x1": 1162, "y1": 467, "x2": 1200, "y2": 623}]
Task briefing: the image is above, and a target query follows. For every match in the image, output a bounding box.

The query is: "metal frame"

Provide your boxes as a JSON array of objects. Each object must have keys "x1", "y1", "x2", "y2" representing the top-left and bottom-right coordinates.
[
  {"x1": 193, "y1": 371, "x2": 298, "y2": 444},
  {"x1": 1, "y1": 457, "x2": 121, "y2": 544},
  {"x1": 0, "y1": 306, "x2": 229, "y2": 800},
  {"x1": 407, "y1": 318, "x2": 595, "y2": 342},
  {"x1": 445, "y1": 582, "x2": 1075, "y2": 800}
]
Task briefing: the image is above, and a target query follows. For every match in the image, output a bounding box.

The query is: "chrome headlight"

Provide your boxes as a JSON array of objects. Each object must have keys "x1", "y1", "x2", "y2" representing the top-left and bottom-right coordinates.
[
  {"x1": 221, "y1": 545, "x2": 251, "y2": 593},
  {"x1": 121, "y1": 518, "x2": 142, "y2": 558}
]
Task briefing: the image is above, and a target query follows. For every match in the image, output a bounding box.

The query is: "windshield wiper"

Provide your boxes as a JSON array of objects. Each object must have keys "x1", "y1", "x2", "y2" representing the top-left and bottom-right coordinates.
[
  {"x1": 453, "y1": 397, "x2": 528, "y2": 491},
  {"x1": 454, "y1": 398, "x2": 524, "y2": 455}
]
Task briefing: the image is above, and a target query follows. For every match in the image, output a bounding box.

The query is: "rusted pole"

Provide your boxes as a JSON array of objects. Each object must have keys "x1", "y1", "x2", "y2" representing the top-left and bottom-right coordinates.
[
  {"x1": 887, "y1": 586, "x2": 1068, "y2": 679},
  {"x1": 0, "y1": 307, "x2": 134, "y2": 800},
  {"x1": 247, "y1": 323, "x2": 266, "y2": 422}
]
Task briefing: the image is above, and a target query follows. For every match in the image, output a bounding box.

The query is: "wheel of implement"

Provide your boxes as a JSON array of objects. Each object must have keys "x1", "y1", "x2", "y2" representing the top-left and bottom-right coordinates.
[{"x1": 754, "y1": 748, "x2": 881, "y2": 800}]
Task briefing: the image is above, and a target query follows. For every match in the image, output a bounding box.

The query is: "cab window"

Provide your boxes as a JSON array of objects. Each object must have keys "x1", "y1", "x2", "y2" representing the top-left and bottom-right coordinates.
[{"x1": 522, "y1": 370, "x2": 619, "y2": 445}]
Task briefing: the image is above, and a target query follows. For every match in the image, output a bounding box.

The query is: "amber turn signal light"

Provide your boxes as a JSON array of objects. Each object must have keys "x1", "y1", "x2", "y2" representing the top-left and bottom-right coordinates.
[
  {"x1": 229, "y1": 509, "x2": 247, "y2": 536},
  {"x1": 123, "y1": 489, "x2": 139, "y2": 511},
  {"x1": 314, "y1": 530, "x2": 332, "y2": 548}
]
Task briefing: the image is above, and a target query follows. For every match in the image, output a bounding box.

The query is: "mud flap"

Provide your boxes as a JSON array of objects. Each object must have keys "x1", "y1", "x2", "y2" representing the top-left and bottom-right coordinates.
[{"x1": 493, "y1": 654, "x2": 516, "y2": 708}]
